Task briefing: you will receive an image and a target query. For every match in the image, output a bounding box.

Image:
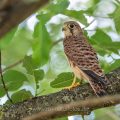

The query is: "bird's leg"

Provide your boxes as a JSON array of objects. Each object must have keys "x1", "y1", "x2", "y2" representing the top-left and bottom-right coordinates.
[
  {"x1": 64, "y1": 76, "x2": 80, "y2": 90},
  {"x1": 80, "y1": 78, "x2": 83, "y2": 85},
  {"x1": 71, "y1": 76, "x2": 80, "y2": 87}
]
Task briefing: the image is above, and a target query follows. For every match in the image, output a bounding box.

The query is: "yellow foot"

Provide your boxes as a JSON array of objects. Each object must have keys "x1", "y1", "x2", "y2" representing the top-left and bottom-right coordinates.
[{"x1": 64, "y1": 82, "x2": 80, "y2": 90}]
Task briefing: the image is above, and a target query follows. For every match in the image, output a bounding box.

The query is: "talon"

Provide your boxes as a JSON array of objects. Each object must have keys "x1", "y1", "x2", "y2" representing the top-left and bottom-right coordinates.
[{"x1": 64, "y1": 82, "x2": 80, "y2": 90}]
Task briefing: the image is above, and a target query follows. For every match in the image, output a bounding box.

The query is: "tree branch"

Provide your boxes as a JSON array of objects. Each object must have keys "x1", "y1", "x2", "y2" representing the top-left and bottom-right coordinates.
[
  {"x1": 1, "y1": 67, "x2": 120, "y2": 120},
  {"x1": 0, "y1": 0, "x2": 49, "y2": 38},
  {"x1": 24, "y1": 95, "x2": 120, "y2": 120}
]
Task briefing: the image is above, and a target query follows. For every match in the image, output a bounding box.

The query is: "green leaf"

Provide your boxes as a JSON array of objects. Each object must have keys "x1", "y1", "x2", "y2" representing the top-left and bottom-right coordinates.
[
  {"x1": 110, "y1": 6, "x2": 120, "y2": 34},
  {"x1": 32, "y1": 21, "x2": 52, "y2": 67},
  {"x1": 85, "y1": 0, "x2": 100, "y2": 15},
  {"x1": 0, "y1": 70, "x2": 28, "y2": 95},
  {"x1": 50, "y1": 72, "x2": 74, "y2": 88},
  {"x1": 34, "y1": 69, "x2": 44, "y2": 82},
  {"x1": 37, "y1": 13, "x2": 53, "y2": 24},
  {"x1": 11, "y1": 89, "x2": 33, "y2": 103},
  {"x1": 0, "y1": 84, "x2": 6, "y2": 97},
  {"x1": 23, "y1": 56, "x2": 33, "y2": 74},
  {"x1": 0, "y1": 27, "x2": 17, "y2": 49},
  {"x1": 93, "y1": 45, "x2": 108, "y2": 56},
  {"x1": 100, "y1": 59, "x2": 120, "y2": 73},
  {"x1": 23, "y1": 56, "x2": 45, "y2": 82},
  {"x1": 99, "y1": 60, "x2": 111, "y2": 73},
  {"x1": 109, "y1": 59, "x2": 120, "y2": 71},
  {"x1": 91, "y1": 29, "x2": 112, "y2": 44},
  {"x1": 90, "y1": 29, "x2": 120, "y2": 55},
  {"x1": 2, "y1": 27, "x2": 33, "y2": 66},
  {"x1": 64, "y1": 10, "x2": 88, "y2": 25},
  {"x1": 49, "y1": 0, "x2": 69, "y2": 14},
  {"x1": 37, "y1": 0, "x2": 69, "y2": 24}
]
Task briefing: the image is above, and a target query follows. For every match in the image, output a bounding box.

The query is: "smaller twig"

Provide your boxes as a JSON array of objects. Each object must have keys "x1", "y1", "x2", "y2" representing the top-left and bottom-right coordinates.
[
  {"x1": 3, "y1": 59, "x2": 23, "y2": 72},
  {"x1": 83, "y1": 19, "x2": 96, "y2": 30},
  {"x1": 0, "y1": 51, "x2": 13, "y2": 103},
  {"x1": 110, "y1": 55, "x2": 116, "y2": 61},
  {"x1": 93, "y1": 16, "x2": 112, "y2": 19},
  {"x1": 85, "y1": 29, "x2": 96, "y2": 31},
  {"x1": 52, "y1": 39, "x2": 63, "y2": 47},
  {"x1": 114, "y1": 0, "x2": 120, "y2": 4}
]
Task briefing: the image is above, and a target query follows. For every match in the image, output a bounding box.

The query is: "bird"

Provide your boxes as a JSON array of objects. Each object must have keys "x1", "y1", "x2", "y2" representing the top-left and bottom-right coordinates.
[{"x1": 62, "y1": 21, "x2": 110, "y2": 97}]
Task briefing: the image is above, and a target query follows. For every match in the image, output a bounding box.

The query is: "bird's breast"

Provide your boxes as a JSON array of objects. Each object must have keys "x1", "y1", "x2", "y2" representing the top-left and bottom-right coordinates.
[{"x1": 69, "y1": 60, "x2": 89, "y2": 81}]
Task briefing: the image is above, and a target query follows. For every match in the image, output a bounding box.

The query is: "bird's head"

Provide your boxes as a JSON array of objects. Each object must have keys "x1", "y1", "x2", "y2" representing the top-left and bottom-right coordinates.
[{"x1": 62, "y1": 21, "x2": 82, "y2": 37}]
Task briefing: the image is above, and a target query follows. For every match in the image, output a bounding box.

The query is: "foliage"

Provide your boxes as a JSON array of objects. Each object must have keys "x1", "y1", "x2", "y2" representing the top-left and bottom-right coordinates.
[
  {"x1": 0, "y1": 70, "x2": 28, "y2": 97},
  {"x1": 50, "y1": 72, "x2": 74, "y2": 88},
  {"x1": 32, "y1": 21, "x2": 52, "y2": 67},
  {"x1": 110, "y1": 5, "x2": 120, "y2": 34},
  {"x1": 0, "y1": 0, "x2": 120, "y2": 120},
  {"x1": 0, "y1": 28, "x2": 17, "y2": 49},
  {"x1": 90, "y1": 29, "x2": 120, "y2": 55}
]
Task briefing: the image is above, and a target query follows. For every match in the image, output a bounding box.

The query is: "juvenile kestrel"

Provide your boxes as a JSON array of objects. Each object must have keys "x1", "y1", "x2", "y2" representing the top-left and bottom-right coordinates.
[{"x1": 62, "y1": 21, "x2": 109, "y2": 97}]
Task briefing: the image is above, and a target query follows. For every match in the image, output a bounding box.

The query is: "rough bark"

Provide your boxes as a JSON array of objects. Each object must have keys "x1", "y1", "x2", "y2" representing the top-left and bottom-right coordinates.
[
  {"x1": 0, "y1": 67, "x2": 120, "y2": 120},
  {"x1": 0, "y1": 0, "x2": 49, "y2": 38},
  {"x1": 24, "y1": 95, "x2": 120, "y2": 120}
]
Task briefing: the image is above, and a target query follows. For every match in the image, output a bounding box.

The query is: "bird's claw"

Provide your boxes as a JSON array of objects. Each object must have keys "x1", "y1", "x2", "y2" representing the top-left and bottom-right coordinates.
[{"x1": 64, "y1": 82, "x2": 80, "y2": 90}]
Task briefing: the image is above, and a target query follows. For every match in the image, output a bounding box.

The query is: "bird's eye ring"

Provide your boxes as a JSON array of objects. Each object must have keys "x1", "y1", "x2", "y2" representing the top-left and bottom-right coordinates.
[{"x1": 69, "y1": 24, "x2": 75, "y2": 29}]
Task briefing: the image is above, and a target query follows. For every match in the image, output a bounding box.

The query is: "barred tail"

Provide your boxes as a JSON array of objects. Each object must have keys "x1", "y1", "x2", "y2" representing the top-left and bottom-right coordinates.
[{"x1": 82, "y1": 70, "x2": 109, "y2": 97}]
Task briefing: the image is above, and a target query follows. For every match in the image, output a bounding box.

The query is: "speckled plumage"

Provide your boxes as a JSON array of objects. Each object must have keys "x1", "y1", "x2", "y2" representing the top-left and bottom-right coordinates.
[{"x1": 62, "y1": 21, "x2": 109, "y2": 96}]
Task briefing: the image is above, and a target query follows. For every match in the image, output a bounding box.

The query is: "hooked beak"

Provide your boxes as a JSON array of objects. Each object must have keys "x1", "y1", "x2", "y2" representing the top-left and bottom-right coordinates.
[{"x1": 62, "y1": 26, "x2": 66, "y2": 31}]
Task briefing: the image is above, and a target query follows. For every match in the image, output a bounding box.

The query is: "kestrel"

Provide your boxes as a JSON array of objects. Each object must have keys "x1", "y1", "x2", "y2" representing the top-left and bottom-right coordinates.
[{"x1": 62, "y1": 21, "x2": 109, "y2": 97}]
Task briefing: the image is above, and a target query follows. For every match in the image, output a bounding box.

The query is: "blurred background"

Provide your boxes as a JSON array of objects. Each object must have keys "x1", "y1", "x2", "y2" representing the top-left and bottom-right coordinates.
[{"x1": 0, "y1": 0, "x2": 120, "y2": 120}]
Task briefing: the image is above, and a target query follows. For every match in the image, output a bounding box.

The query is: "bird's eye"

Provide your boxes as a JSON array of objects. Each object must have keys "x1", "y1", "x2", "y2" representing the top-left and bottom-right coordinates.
[{"x1": 69, "y1": 24, "x2": 75, "y2": 29}]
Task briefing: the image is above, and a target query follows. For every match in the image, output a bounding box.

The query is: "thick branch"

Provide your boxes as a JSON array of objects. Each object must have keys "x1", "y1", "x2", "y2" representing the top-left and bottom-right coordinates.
[
  {"x1": 24, "y1": 95, "x2": 120, "y2": 120},
  {"x1": 1, "y1": 67, "x2": 120, "y2": 120},
  {"x1": 0, "y1": 0, "x2": 49, "y2": 38}
]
